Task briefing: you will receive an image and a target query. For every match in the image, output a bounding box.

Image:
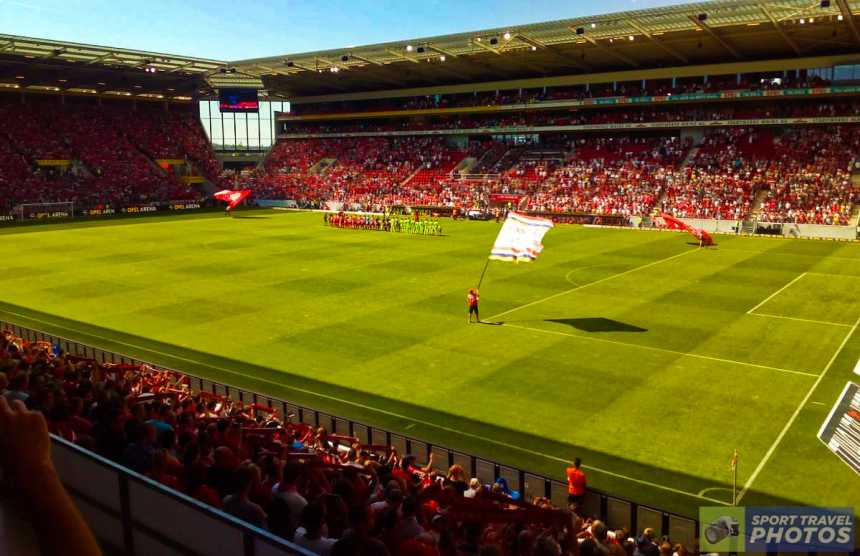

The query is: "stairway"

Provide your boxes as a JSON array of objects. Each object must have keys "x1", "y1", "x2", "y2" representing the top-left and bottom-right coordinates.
[
  {"x1": 749, "y1": 188, "x2": 770, "y2": 219},
  {"x1": 453, "y1": 157, "x2": 477, "y2": 175},
  {"x1": 648, "y1": 144, "x2": 701, "y2": 221},
  {"x1": 679, "y1": 146, "x2": 700, "y2": 169},
  {"x1": 309, "y1": 157, "x2": 336, "y2": 175}
]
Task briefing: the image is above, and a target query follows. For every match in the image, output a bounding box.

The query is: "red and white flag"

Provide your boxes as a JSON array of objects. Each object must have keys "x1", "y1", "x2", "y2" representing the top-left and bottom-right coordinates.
[{"x1": 214, "y1": 189, "x2": 252, "y2": 211}]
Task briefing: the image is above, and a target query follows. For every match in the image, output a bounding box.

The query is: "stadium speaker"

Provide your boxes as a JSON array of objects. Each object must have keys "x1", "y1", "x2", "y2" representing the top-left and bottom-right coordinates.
[
  {"x1": 489, "y1": 37, "x2": 498, "y2": 45},
  {"x1": 341, "y1": 55, "x2": 349, "y2": 62},
  {"x1": 416, "y1": 46, "x2": 425, "y2": 53},
  {"x1": 820, "y1": 0, "x2": 830, "y2": 7},
  {"x1": 576, "y1": 27, "x2": 585, "y2": 35},
  {"x1": 697, "y1": 13, "x2": 708, "y2": 22},
  {"x1": 286, "y1": 61, "x2": 294, "y2": 67}
]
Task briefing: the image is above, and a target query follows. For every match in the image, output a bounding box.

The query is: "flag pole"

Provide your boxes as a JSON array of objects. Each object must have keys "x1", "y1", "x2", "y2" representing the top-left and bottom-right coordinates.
[
  {"x1": 731, "y1": 449, "x2": 738, "y2": 505},
  {"x1": 476, "y1": 258, "x2": 490, "y2": 289}
]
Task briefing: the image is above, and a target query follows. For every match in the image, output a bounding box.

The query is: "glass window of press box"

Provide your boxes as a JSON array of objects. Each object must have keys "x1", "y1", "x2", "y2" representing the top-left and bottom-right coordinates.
[{"x1": 199, "y1": 100, "x2": 290, "y2": 151}]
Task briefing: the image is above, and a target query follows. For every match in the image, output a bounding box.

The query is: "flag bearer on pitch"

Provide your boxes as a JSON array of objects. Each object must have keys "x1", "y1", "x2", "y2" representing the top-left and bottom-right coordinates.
[{"x1": 467, "y1": 288, "x2": 480, "y2": 323}]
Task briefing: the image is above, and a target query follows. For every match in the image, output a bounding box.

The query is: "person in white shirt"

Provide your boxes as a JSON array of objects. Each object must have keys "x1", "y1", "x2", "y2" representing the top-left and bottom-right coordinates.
[{"x1": 294, "y1": 502, "x2": 335, "y2": 556}]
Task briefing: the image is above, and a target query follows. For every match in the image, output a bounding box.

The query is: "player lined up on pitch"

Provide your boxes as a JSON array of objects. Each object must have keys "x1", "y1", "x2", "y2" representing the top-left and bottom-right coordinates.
[{"x1": 324, "y1": 212, "x2": 442, "y2": 235}]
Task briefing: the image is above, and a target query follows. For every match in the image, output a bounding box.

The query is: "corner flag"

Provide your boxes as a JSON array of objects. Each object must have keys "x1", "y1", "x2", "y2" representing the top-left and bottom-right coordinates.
[
  {"x1": 489, "y1": 212, "x2": 554, "y2": 262},
  {"x1": 214, "y1": 189, "x2": 252, "y2": 211}
]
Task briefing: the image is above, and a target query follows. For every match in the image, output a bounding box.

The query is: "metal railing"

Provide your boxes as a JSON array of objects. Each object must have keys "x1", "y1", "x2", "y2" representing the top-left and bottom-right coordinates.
[
  {"x1": 51, "y1": 436, "x2": 315, "y2": 556},
  {"x1": 2, "y1": 319, "x2": 699, "y2": 550}
]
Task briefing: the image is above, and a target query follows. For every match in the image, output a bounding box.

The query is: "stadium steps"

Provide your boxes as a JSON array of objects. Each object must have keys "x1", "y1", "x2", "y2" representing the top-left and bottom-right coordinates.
[
  {"x1": 453, "y1": 156, "x2": 477, "y2": 175},
  {"x1": 400, "y1": 166, "x2": 424, "y2": 186},
  {"x1": 749, "y1": 188, "x2": 770, "y2": 218},
  {"x1": 650, "y1": 143, "x2": 700, "y2": 217},
  {"x1": 679, "y1": 145, "x2": 700, "y2": 169},
  {"x1": 472, "y1": 143, "x2": 508, "y2": 173},
  {"x1": 309, "y1": 157, "x2": 336, "y2": 175}
]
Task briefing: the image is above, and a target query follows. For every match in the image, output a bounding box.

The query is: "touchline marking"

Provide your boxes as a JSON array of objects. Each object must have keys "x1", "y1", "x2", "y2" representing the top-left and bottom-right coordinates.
[
  {"x1": 503, "y1": 323, "x2": 818, "y2": 378},
  {"x1": 748, "y1": 313, "x2": 852, "y2": 328},
  {"x1": 0, "y1": 307, "x2": 728, "y2": 505},
  {"x1": 488, "y1": 248, "x2": 700, "y2": 322},
  {"x1": 736, "y1": 314, "x2": 860, "y2": 503},
  {"x1": 746, "y1": 272, "x2": 807, "y2": 315}
]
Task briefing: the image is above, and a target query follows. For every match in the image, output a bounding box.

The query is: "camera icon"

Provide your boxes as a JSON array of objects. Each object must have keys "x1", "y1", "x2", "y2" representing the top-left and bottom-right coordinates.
[{"x1": 704, "y1": 516, "x2": 740, "y2": 544}]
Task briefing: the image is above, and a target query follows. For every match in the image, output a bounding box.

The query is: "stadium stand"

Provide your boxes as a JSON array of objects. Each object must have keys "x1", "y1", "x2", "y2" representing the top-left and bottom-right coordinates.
[
  {"x1": 0, "y1": 96, "x2": 220, "y2": 209},
  {"x1": 3, "y1": 0, "x2": 860, "y2": 551},
  {"x1": 0, "y1": 327, "x2": 692, "y2": 556}
]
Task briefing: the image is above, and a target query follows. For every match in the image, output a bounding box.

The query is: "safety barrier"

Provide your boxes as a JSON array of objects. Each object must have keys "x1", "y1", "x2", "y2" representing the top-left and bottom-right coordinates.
[
  {"x1": 51, "y1": 437, "x2": 315, "y2": 556},
  {"x1": 2, "y1": 319, "x2": 699, "y2": 550}
]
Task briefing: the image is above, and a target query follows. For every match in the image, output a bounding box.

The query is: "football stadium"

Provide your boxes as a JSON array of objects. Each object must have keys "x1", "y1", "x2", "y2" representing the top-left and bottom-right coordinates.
[{"x1": 1, "y1": 1, "x2": 859, "y2": 554}]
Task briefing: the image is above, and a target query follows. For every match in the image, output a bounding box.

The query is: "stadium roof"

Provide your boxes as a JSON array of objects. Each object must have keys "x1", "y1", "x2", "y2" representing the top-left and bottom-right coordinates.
[
  {"x1": 234, "y1": 0, "x2": 860, "y2": 98},
  {"x1": 2, "y1": 0, "x2": 860, "y2": 100}
]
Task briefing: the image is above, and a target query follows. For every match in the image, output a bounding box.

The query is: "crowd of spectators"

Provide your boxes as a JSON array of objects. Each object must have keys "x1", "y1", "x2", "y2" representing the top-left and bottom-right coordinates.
[
  {"x1": 0, "y1": 93, "x2": 856, "y2": 226},
  {"x1": 289, "y1": 74, "x2": 832, "y2": 116},
  {"x1": 249, "y1": 124, "x2": 859, "y2": 225},
  {"x1": 0, "y1": 97, "x2": 220, "y2": 210},
  {"x1": 280, "y1": 100, "x2": 860, "y2": 136},
  {"x1": 1, "y1": 329, "x2": 700, "y2": 556}
]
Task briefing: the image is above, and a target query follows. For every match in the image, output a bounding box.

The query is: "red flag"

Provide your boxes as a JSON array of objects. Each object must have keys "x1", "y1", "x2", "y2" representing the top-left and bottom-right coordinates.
[
  {"x1": 660, "y1": 213, "x2": 690, "y2": 231},
  {"x1": 214, "y1": 189, "x2": 251, "y2": 211},
  {"x1": 690, "y1": 226, "x2": 715, "y2": 246},
  {"x1": 660, "y1": 213, "x2": 715, "y2": 246}
]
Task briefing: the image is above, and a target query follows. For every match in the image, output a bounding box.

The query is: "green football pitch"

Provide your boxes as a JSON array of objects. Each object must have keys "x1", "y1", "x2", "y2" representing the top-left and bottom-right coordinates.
[{"x1": 1, "y1": 209, "x2": 858, "y2": 517}]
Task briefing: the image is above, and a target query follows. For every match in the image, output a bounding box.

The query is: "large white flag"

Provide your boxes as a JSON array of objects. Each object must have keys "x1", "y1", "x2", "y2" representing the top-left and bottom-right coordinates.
[{"x1": 489, "y1": 212, "x2": 554, "y2": 262}]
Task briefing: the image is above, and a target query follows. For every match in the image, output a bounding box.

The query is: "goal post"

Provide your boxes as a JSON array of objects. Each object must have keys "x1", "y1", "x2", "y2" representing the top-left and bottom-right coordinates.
[{"x1": 15, "y1": 201, "x2": 75, "y2": 222}]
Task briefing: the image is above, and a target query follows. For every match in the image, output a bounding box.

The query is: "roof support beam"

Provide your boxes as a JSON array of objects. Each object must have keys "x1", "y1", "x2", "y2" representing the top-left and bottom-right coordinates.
[
  {"x1": 836, "y1": 0, "x2": 860, "y2": 44},
  {"x1": 758, "y1": 4, "x2": 802, "y2": 55},
  {"x1": 688, "y1": 15, "x2": 743, "y2": 59},
  {"x1": 0, "y1": 40, "x2": 14, "y2": 52},
  {"x1": 516, "y1": 33, "x2": 591, "y2": 72},
  {"x1": 472, "y1": 39, "x2": 503, "y2": 55},
  {"x1": 626, "y1": 19, "x2": 689, "y2": 63},
  {"x1": 316, "y1": 57, "x2": 349, "y2": 71},
  {"x1": 168, "y1": 60, "x2": 196, "y2": 73},
  {"x1": 425, "y1": 44, "x2": 458, "y2": 59},
  {"x1": 385, "y1": 49, "x2": 420, "y2": 63},
  {"x1": 254, "y1": 64, "x2": 292, "y2": 76},
  {"x1": 86, "y1": 51, "x2": 116, "y2": 65},
  {"x1": 580, "y1": 35, "x2": 639, "y2": 68},
  {"x1": 348, "y1": 53, "x2": 383, "y2": 66}
]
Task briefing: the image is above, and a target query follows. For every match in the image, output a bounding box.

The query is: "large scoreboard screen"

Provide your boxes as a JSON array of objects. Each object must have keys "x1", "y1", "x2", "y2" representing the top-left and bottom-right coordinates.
[{"x1": 219, "y1": 88, "x2": 259, "y2": 113}]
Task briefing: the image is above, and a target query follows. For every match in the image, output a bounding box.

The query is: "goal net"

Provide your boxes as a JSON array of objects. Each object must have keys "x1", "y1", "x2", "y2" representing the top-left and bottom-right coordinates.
[{"x1": 15, "y1": 201, "x2": 75, "y2": 222}]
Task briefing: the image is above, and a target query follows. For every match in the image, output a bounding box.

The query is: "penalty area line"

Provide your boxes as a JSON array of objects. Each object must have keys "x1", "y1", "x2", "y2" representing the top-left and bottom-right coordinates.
[
  {"x1": 0, "y1": 306, "x2": 728, "y2": 506},
  {"x1": 736, "y1": 314, "x2": 860, "y2": 503},
  {"x1": 488, "y1": 248, "x2": 701, "y2": 322},
  {"x1": 746, "y1": 272, "x2": 807, "y2": 315}
]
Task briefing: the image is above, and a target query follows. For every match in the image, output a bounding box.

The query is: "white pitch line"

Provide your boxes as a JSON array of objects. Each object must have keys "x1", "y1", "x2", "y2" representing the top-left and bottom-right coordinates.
[
  {"x1": 488, "y1": 248, "x2": 700, "y2": 322},
  {"x1": 736, "y1": 315, "x2": 860, "y2": 503},
  {"x1": 503, "y1": 323, "x2": 819, "y2": 378},
  {"x1": 749, "y1": 312, "x2": 853, "y2": 328},
  {"x1": 0, "y1": 307, "x2": 728, "y2": 505},
  {"x1": 746, "y1": 272, "x2": 807, "y2": 315}
]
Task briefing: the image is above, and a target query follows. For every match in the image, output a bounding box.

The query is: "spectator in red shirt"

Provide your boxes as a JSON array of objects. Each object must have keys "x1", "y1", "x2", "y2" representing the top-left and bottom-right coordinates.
[{"x1": 566, "y1": 457, "x2": 587, "y2": 508}]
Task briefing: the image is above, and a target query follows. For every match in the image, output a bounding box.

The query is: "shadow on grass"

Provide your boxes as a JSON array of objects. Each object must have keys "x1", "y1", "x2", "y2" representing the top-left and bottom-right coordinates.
[
  {"x1": 0, "y1": 300, "x2": 809, "y2": 517},
  {"x1": 545, "y1": 317, "x2": 647, "y2": 333}
]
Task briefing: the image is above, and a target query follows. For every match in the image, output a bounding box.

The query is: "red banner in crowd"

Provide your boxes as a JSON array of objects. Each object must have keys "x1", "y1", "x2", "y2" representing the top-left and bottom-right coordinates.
[
  {"x1": 214, "y1": 189, "x2": 252, "y2": 211},
  {"x1": 489, "y1": 194, "x2": 524, "y2": 203}
]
